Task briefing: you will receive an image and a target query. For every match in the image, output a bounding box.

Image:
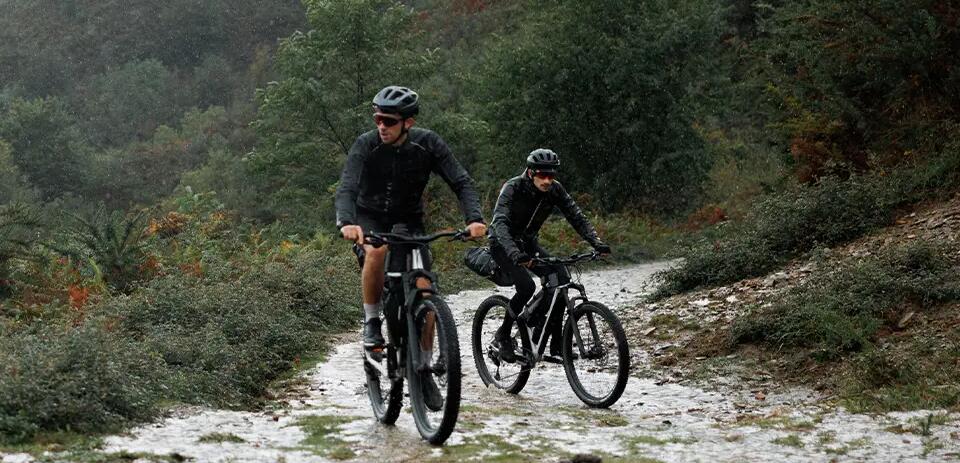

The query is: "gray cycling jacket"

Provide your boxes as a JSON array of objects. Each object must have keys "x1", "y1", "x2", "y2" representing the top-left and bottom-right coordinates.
[{"x1": 335, "y1": 128, "x2": 483, "y2": 227}]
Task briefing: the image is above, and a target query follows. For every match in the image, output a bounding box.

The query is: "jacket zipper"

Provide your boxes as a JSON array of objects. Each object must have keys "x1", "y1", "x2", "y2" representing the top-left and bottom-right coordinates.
[{"x1": 524, "y1": 199, "x2": 543, "y2": 235}]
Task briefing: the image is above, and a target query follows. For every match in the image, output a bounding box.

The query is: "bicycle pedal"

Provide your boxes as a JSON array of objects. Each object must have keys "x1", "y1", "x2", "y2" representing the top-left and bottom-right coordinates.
[
  {"x1": 487, "y1": 350, "x2": 501, "y2": 367},
  {"x1": 364, "y1": 349, "x2": 385, "y2": 363}
]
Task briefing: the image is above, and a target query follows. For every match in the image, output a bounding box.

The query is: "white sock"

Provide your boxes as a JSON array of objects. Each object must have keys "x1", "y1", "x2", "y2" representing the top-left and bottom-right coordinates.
[{"x1": 363, "y1": 302, "x2": 381, "y2": 322}]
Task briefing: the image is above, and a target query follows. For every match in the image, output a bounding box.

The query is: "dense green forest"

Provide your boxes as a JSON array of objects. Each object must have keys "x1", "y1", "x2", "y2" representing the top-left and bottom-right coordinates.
[{"x1": 1, "y1": 0, "x2": 958, "y2": 446}]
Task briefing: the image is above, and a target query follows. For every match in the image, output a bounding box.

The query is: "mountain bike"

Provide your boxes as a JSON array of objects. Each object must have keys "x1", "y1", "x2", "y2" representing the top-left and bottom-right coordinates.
[
  {"x1": 361, "y1": 229, "x2": 467, "y2": 445},
  {"x1": 471, "y1": 251, "x2": 630, "y2": 408}
]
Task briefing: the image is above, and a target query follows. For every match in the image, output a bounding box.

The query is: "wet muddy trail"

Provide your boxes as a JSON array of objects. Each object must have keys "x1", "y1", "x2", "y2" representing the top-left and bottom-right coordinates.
[{"x1": 21, "y1": 263, "x2": 958, "y2": 462}]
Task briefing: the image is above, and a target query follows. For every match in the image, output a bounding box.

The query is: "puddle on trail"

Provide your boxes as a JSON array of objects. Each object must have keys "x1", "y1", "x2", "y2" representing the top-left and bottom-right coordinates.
[{"x1": 8, "y1": 262, "x2": 959, "y2": 462}]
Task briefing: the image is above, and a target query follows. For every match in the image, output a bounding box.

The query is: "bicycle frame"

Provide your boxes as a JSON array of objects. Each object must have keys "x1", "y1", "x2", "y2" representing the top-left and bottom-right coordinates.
[
  {"x1": 366, "y1": 245, "x2": 437, "y2": 379},
  {"x1": 514, "y1": 253, "x2": 601, "y2": 367},
  {"x1": 363, "y1": 229, "x2": 465, "y2": 379}
]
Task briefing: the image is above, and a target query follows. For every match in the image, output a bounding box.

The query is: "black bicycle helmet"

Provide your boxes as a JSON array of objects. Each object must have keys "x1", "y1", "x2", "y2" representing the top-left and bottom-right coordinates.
[
  {"x1": 526, "y1": 148, "x2": 560, "y2": 173},
  {"x1": 372, "y1": 85, "x2": 419, "y2": 118}
]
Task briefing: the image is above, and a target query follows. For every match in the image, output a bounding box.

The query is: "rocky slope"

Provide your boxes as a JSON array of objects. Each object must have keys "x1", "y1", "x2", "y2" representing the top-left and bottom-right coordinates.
[{"x1": 623, "y1": 192, "x2": 960, "y2": 394}]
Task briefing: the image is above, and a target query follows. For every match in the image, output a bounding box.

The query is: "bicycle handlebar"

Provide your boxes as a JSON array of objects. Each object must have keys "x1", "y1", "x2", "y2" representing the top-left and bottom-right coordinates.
[
  {"x1": 531, "y1": 251, "x2": 601, "y2": 265},
  {"x1": 363, "y1": 229, "x2": 469, "y2": 247}
]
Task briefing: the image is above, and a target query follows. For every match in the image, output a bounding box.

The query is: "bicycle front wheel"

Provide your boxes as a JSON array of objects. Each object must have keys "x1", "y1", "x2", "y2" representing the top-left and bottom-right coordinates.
[
  {"x1": 407, "y1": 295, "x2": 461, "y2": 445},
  {"x1": 562, "y1": 301, "x2": 630, "y2": 408}
]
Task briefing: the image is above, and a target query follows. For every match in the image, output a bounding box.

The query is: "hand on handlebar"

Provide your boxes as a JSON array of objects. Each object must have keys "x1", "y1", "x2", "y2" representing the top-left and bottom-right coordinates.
[
  {"x1": 466, "y1": 222, "x2": 487, "y2": 240},
  {"x1": 593, "y1": 242, "x2": 612, "y2": 257},
  {"x1": 512, "y1": 252, "x2": 533, "y2": 268},
  {"x1": 340, "y1": 225, "x2": 364, "y2": 246}
]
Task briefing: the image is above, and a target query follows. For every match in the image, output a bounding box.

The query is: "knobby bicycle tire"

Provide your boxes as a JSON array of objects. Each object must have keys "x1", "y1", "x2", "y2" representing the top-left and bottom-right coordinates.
[
  {"x1": 562, "y1": 301, "x2": 630, "y2": 408},
  {"x1": 364, "y1": 344, "x2": 403, "y2": 424},
  {"x1": 471, "y1": 295, "x2": 531, "y2": 394},
  {"x1": 407, "y1": 295, "x2": 461, "y2": 445}
]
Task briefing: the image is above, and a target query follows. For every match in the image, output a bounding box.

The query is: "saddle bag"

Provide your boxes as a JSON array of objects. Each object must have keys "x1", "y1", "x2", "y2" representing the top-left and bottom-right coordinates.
[{"x1": 463, "y1": 246, "x2": 514, "y2": 286}]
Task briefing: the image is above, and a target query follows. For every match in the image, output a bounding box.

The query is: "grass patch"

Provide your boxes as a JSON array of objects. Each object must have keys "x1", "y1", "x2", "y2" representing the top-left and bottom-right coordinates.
[
  {"x1": 557, "y1": 405, "x2": 629, "y2": 427},
  {"x1": 622, "y1": 434, "x2": 697, "y2": 447},
  {"x1": 821, "y1": 437, "x2": 871, "y2": 456},
  {"x1": 884, "y1": 413, "x2": 952, "y2": 436},
  {"x1": 197, "y1": 432, "x2": 245, "y2": 444},
  {"x1": 923, "y1": 438, "x2": 945, "y2": 457},
  {"x1": 733, "y1": 414, "x2": 817, "y2": 432},
  {"x1": 455, "y1": 404, "x2": 487, "y2": 432},
  {"x1": 430, "y1": 433, "x2": 531, "y2": 462},
  {"x1": 601, "y1": 453, "x2": 665, "y2": 463},
  {"x1": 840, "y1": 328, "x2": 960, "y2": 412},
  {"x1": 0, "y1": 433, "x2": 102, "y2": 457},
  {"x1": 649, "y1": 314, "x2": 701, "y2": 332},
  {"x1": 816, "y1": 431, "x2": 835, "y2": 445},
  {"x1": 296, "y1": 414, "x2": 362, "y2": 460},
  {"x1": 41, "y1": 452, "x2": 185, "y2": 463},
  {"x1": 0, "y1": 434, "x2": 184, "y2": 463},
  {"x1": 771, "y1": 435, "x2": 804, "y2": 448}
]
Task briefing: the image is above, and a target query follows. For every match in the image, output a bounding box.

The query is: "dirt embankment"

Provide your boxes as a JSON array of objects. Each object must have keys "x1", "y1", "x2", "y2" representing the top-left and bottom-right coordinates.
[{"x1": 621, "y1": 192, "x2": 960, "y2": 394}]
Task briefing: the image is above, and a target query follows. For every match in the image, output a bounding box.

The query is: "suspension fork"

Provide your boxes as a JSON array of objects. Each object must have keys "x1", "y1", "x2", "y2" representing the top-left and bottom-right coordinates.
[{"x1": 567, "y1": 291, "x2": 598, "y2": 356}]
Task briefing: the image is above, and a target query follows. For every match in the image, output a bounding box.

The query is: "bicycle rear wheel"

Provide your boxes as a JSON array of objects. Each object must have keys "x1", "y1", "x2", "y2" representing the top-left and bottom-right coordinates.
[
  {"x1": 364, "y1": 342, "x2": 403, "y2": 424},
  {"x1": 407, "y1": 295, "x2": 460, "y2": 445},
  {"x1": 471, "y1": 295, "x2": 531, "y2": 394},
  {"x1": 562, "y1": 301, "x2": 630, "y2": 408}
]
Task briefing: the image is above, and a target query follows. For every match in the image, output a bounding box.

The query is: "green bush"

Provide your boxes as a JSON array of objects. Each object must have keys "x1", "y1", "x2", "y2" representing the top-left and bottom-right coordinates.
[
  {"x1": 729, "y1": 241, "x2": 960, "y2": 356},
  {"x1": 0, "y1": 323, "x2": 166, "y2": 443},
  {"x1": 651, "y1": 146, "x2": 960, "y2": 298},
  {"x1": 757, "y1": 0, "x2": 960, "y2": 179},
  {"x1": 113, "y1": 245, "x2": 358, "y2": 406},
  {"x1": 0, "y1": 227, "x2": 360, "y2": 442}
]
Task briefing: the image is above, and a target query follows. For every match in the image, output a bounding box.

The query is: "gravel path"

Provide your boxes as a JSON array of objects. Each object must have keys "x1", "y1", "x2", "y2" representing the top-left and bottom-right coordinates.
[{"x1": 7, "y1": 262, "x2": 957, "y2": 463}]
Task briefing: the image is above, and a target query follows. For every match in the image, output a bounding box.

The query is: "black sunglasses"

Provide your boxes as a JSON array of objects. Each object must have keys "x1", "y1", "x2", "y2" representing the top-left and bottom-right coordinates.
[
  {"x1": 533, "y1": 171, "x2": 556, "y2": 180},
  {"x1": 374, "y1": 114, "x2": 402, "y2": 127}
]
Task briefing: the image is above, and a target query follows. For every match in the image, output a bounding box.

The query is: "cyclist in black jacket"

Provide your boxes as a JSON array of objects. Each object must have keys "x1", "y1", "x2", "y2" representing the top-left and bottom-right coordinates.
[
  {"x1": 488, "y1": 148, "x2": 611, "y2": 362},
  {"x1": 336, "y1": 86, "x2": 486, "y2": 409}
]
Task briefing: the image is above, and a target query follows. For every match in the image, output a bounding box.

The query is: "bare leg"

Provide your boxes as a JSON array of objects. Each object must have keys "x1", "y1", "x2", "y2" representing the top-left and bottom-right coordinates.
[{"x1": 362, "y1": 245, "x2": 388, "y2": 305}]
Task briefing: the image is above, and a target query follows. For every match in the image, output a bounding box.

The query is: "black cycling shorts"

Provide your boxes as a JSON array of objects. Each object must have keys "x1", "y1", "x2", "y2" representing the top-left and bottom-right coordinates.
[{"x1": 355, "y1": 207, "x2": 432, "y2": 272}]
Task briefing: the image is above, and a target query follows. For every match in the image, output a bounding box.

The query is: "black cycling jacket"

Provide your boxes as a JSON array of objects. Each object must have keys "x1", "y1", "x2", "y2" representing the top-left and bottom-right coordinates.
[
  {"x1": 489, "y1": 173, "x2": 602, "y2": 262},
  {"x1": 335, "y1": 128, "x2": 484, "y2": 227}
]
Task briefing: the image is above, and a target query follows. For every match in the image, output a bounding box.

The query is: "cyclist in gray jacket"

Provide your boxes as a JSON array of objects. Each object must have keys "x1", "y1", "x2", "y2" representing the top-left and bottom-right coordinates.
[
  {"x1": 488, "y1": 148, "x2": 611, "y2": 362},
  {"x1": 336, "y1": 86, "x2": 486, "y2": 409}
]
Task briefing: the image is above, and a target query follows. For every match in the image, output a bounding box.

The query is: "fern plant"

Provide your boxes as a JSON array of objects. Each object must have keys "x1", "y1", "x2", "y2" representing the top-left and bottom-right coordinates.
[{"x1": 52, "y1": 205, "x2": 150, "y2": 293}]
